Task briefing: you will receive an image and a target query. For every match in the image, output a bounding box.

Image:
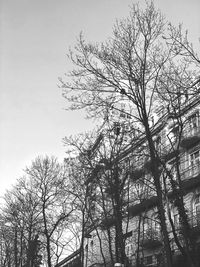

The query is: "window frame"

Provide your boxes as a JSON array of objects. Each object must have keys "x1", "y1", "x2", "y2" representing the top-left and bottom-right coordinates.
[{"x1": 189, "y1": 149, "x2": 200, "y2": 166}]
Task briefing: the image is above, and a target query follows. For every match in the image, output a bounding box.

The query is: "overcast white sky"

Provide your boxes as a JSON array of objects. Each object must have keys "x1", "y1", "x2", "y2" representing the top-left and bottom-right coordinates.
[{"x1": 0, "y1": 0, "x2": 200, "y2": 196}]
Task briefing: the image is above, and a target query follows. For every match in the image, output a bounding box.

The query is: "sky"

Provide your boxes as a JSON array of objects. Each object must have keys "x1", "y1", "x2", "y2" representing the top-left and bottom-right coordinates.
[{"x1": 0, "y1": 0, "x2": 200, "y2": 197}]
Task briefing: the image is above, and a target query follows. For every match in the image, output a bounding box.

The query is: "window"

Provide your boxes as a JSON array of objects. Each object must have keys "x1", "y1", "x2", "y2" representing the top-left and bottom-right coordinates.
[
  {"x1": 194, "y1": 194, "x2": 200, "y2": 205},
  {"x1": 156, "y1": 254, "x2": 162, "y2": 265},
  {"x1": 144, "y1": 213, "x2": 159, "y2": 232},
  {"x1": 174, "y1": 214, "x2": 180, "y2": 229},
  {"x1": 125, "y1": 234, "x2": 133, "y2": 258},
  {"x1": 140, "y1": 256, "x2": 154, "y2": 266},
  {"x1": 167, "y1": 125, "x2": 179, "y2": 145},
  {"x1": 135, "y1": 182, "x2": 142, "y2": 194},
  {"x1": 194, "y1": 194, "x2": 200, "y2": 226},
  {"x1": 190, "y1": 150, "x2": 200, "y2": 166},
  {"x1": 151, "y1": 213, "x2": 160, "y2": 232},
  {"x1": 120, "y1": 110, "x2": 126, "y2": 118},
  {"x1": 196, "y1": 205, "x2": 200, "y2": 225},
  {"x1": 188, "y1": 150, "x2": 200, "y2": 177},
  {"x1": 188, "y1": 112, "x2": 199, "y2": 130},
  {"x1": 155, "y1": 136, "x2": 161, "y2": 152},
  {"x1": 144, "y1": 216, "x2": 160, "y2": 241},
  {"x1": 113, "y1": 122, "x2": 121, "y2": 135},
  {"x1": 126, "y1": 244, "x2": 133, "y2": 258},
  {"x1": 145, "y1": 255, "x2": 153, "y2": 265}
]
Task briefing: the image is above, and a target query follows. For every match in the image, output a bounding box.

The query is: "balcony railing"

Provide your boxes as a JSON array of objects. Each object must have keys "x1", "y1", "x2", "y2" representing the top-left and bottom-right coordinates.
[
  {"x1": 171, "y1": 212, "x2": 200, "y2": 233},
  {"x1": 189, "y1": 213, "x2": 200, "y2": 229},
  {"x1": 141, "y1": 228, "x2": 162, "y2": 249},
  {"x1": 184, "y1": 126, "x2": 200, "y2": 138},
  {"x1": 181, "y1": 164, "x2": 200, "y2": 180},
  {"x1": 180, "y1": 126, "x2": 200, "y2": 149}
]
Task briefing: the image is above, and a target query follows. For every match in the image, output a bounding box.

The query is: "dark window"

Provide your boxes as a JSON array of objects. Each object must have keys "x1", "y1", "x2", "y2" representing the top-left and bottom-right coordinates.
[
  {"x1": 189, "y1": 112, "x2": 199, "y2": 129},
  {"x1": 123, "y1": 230, "x2": 132, "y2": 239},
  {"x1": 196, "y1": 202, "x2": 200, "y2": 225},
  {"x1": 190, "y1": 150, "x2": 200, "y2": 166},
  {"x1": 146, "y1": 255, "x2": 153, "y2": 265},
  {"x1": 156, "y1": 254, "x2": 162, "y2": 265},
  {"x1": 174, "y1": 214, "x2": 180, "y2": 229}
]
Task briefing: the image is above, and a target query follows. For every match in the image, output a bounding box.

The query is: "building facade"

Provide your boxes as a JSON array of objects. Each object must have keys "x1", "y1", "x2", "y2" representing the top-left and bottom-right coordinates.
[
  {"x1": 56, "y1": 85, "x2": 200, "y2": 267},
  {"x1": 83, "y1": 89, "x2": 200, "y2": 267}
]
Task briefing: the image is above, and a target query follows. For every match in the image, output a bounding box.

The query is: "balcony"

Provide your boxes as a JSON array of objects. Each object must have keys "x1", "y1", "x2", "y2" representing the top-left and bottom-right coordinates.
[
  {"x1": 129, "y1": 159, "x2": 152, "y2": 182},
  {"x1": 100, "y1": 215, "x2": 116, "y2": 230},
  {"x1": 128, "y1": 196, "x2": 158, "y2": 217},
  {"x1": 141, "y1": 228, "x2": 162, "y2": 249},
  {"x1": 190, "y1": 213, "x2": 200, "y2": 233},
  {"x1": 171, "y1": 213, "x2": 200, "y2": 238},
  {"x1": 180, "y1": 127, "x2": 200, "y2": 149},
  {"x1": 130, "y1": 168, "x2": 145, "y2": 181},
  {"x1": 181, "y1": 164, "x2": 200, "y2": 180},
  {"x1": 162, "y1": 147, "x2": 179, "y2": 162}
]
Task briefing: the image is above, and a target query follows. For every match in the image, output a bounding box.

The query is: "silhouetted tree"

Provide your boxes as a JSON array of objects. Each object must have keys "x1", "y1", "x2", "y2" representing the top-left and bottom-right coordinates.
[{"x1": 61, "y1": 2, "x2": 199, "y2": 266}]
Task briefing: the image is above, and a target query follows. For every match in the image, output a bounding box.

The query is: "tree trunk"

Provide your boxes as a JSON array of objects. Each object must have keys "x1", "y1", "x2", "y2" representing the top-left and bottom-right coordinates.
[
  {"x1": 80, "y1": 208, "x2": 85, "y2": 267},
  {"x1": 14, "y1": 227, "x2": 18, "y2": 267},
  {"x1": 113, "y1": 165, "x2": 126, "y2": 265},
  {"x1": 46, "y1": 235, "x2": 52, "y2": 267},
  {"x1": 143, "y1": 118, "x2": 173, "y2": 267}
]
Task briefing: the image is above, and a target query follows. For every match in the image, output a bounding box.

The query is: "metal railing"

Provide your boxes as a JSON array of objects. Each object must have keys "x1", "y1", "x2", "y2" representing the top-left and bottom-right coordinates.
[
  {"x1": 144, "y1": 228, "x2": 160, "y2": 239},
  {"x1": 182, "y1": 125, "x2": 200, "y2": 139},
  {"x1": 181, "y1": 164, "x2": 200, "y2": 180},
  {"x1": 189, "y1": 213, "x2": 200, "y2": 228},
  {"x1": 170, "y1": 212, "x2": 200, "y2": 231}
]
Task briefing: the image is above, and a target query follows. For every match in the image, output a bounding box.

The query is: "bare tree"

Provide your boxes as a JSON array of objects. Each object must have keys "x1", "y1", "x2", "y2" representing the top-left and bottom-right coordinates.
[
  {"x1": 1, "y1": 178, "x2": 43, "y2": 267},
  {"x1": 64, "y1": 120, "x2": 149, "y2": 266},
  {"x1": 60, "y1": 1, "x2": 200, "y2": 266},
  {"x1": 64, "y1": 154, "x2": 92, "y2": 267},
  {"x1": 25, "y1": 156, "x2": 74, "y2": 267}
]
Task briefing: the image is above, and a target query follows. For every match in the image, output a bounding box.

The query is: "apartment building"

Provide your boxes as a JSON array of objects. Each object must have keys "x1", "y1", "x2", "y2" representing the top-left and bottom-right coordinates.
[
  {"x1": 55, "y1": 84, "x2": 200, "y2": 267},
  {"x1": 82, "y1": 87, "x2": 200, "y2": 267}
]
